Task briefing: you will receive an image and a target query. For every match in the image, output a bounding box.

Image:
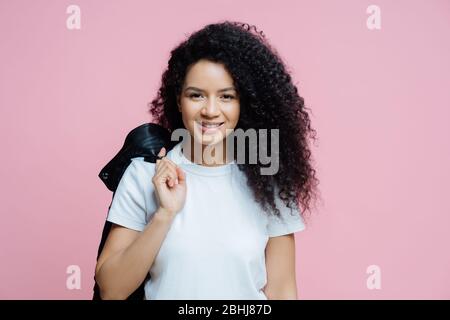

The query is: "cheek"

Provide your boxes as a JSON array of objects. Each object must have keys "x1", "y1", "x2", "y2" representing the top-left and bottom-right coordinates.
[
  {"x1": 180, "y1": 102, "x2": 199, "y2": 123},
  {"x1": 226, "y1": 103, "x2": 240, "y2": 126},
  {"x1": 180, "y1": 105, "x2": 202, "y2": 139}
]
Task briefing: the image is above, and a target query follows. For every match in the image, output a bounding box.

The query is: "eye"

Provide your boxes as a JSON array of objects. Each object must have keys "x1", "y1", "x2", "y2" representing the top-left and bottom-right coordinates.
[
  {"x1": 189, "y1": 93, "x2": 203, "y2": 99},
  {"x1": 222, "y1": 94, "x2": 235, "y2": 101}
]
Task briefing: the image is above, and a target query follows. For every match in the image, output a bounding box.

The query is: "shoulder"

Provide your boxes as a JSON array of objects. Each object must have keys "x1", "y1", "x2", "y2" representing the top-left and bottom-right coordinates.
[
  {"x1": 126, "y1": 143, "x2": 179, "y2": 185},
  {"x1": 106, "y1": 157, "x2": 158, "y2": 231},
  {"x1": 264, "y1": 187, "x2": 307, "y2": 237},
  {"x1": 129, "y1": 157, "x2": 156, "y2": 171},
  {"x1": 124, "y1": 157, "x2": 156, "y2": 186}
]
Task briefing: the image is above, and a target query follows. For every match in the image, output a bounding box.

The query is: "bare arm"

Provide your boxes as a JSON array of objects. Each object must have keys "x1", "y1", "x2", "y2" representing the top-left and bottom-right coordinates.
[
  {"x1": 95, "y1": 208, "x2": 174, "y2": 300},
  {"x1": 263, "y1": 233, "x2": 298, "y2": 300}
]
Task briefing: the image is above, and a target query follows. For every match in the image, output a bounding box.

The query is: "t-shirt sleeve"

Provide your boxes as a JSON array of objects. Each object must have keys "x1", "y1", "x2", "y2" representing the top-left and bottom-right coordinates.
[
  {"x1": 266, "y1": 193, "x2": 306, "y2": 237},
  {"x1": 106, "y1": 158, "x2": 156, "y2": 232}
]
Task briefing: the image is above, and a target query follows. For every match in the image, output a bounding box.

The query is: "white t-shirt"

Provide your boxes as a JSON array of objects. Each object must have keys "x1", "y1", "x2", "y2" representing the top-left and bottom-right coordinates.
[{"x1": 106, "y1": 141, "x2": 306, "y2": 300}]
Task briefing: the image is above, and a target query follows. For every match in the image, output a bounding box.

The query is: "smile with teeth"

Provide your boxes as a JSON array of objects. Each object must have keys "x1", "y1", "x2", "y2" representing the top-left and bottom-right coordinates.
[{"x1": 196, "y1": 121, "x2": 225, "y2": 134}]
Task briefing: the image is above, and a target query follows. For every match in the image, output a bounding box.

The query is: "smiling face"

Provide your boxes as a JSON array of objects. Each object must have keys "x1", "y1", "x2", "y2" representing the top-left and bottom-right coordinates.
[{"x1": 177, "y1": 59, "x2": 240, "y2": 147}]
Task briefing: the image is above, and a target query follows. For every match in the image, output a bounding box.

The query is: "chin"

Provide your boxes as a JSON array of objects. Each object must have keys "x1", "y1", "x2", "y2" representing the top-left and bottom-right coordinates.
[
  {"x1": 195, "y1": 135, "x2": 223, "y2": 146},
  {"x1": 191, "y1": 127, "x2": 228, "y2": 146}
]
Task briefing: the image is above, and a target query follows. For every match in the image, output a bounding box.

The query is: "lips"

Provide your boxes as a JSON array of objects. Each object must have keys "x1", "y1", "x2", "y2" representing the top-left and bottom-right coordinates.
[
  {"x1": 201, "y1": 122, "x2": 224, "y2": 128},
  {"x1": 196, "y1": 121, "x2": 225, "y2": 134}
]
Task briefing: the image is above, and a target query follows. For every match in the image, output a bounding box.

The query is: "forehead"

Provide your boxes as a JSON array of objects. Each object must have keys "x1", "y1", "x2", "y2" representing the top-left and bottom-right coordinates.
[{"x1": 184, "y1": 60, "x2": 235, "y2": 90}]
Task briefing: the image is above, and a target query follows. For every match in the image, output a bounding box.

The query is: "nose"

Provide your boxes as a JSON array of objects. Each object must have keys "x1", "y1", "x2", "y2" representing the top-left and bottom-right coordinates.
[{"x1": 200, "y1": 97, "x2": 221, "y2": 118}]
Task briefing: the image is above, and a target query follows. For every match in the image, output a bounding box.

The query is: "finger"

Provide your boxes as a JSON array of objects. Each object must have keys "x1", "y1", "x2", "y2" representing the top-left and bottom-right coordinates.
[
  {"x1": 153, "y1": 171, "x2": 172, "y2": 187},
  {"x1": 164, "y1": 168, "x2": 178, "y2": 187},
  {"x1": 176, "y1": 166, "x2": 186, "y2": 185},
  {"x1": 156, "y1": 147, "x2": 166, "y2": 165},
  {"x1": 156, "y1": 156, "x2": 168, "y2": 168},
  {"x1": 156, "y1": 159, "x2": 169, "y2": 172},
  {"x1": 156, "y1": 159, "x2": 178, "y2": 175},
  {"x1": 155, "y1": 167, "x2": 177, "y2": 187},
  {"x1": 157, "y1": 147, "x2": 166, "y2": 158}
]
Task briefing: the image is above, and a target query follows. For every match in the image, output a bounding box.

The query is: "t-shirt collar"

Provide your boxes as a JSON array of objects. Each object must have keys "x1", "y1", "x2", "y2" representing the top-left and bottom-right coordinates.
[{"x1": 168, "y1": 142, "x2": 236, "y2": 177}]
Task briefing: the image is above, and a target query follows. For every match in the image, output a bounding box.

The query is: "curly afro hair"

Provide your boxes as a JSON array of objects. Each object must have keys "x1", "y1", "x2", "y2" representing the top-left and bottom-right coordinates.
[{"x1": 148, "y1": 20, "x2": 319, "y2": 220}]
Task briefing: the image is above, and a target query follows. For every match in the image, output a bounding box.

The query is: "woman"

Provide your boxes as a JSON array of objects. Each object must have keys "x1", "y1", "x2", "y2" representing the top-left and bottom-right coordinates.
[{"x1": 95, "y1": 21, "x2": 319, "y2": 300}]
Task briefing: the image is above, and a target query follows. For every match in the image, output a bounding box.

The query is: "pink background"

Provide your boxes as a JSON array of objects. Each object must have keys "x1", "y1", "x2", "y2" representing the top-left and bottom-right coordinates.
[{"x1": 1, "y1": 0, "x2": 449, "y2": 299}]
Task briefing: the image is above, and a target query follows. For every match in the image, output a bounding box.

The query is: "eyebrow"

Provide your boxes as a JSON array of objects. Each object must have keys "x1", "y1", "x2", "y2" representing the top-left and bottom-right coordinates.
[{"x1": 184, "y1": 86, "x2": 236, "y2": 93}]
